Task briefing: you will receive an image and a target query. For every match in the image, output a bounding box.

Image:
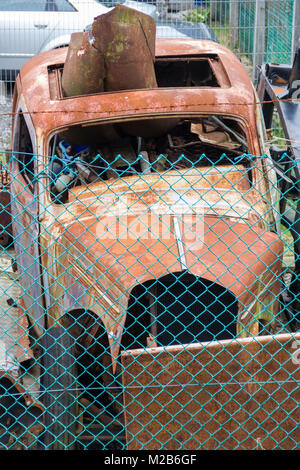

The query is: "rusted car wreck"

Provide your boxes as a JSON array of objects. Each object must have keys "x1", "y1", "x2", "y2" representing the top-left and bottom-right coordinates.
[{"x1": 1, "y1": 4, "x2": 299, "y2": 450}]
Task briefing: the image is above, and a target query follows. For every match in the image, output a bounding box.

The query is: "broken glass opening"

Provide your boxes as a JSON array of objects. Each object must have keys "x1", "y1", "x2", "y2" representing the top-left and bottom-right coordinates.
[
  {"x1": 154, "y1": 57, "x2": 220, "y2": 88},
  {"x1": 48, "y1": 115, "x2": 249, "y2": 203}
]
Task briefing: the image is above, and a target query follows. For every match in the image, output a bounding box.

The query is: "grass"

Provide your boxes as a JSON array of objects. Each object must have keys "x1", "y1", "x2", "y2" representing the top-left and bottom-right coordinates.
[{"x1": 211, "y1": 21, "x2": 231, "y2": 48}]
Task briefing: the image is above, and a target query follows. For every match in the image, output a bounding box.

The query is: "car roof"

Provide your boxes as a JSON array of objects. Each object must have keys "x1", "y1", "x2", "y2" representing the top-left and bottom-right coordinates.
[{"x1": 17, "y1": 38, "x2": 257, "y2": 149}]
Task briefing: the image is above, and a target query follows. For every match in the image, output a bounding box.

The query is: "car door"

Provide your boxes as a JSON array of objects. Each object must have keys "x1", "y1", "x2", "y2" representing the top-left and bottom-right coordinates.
[
  {"x1": 0, "y1": 0, "x2": 77, "y2": 71},
  {"x1": 10, "y1": 99, "x2": 45, "y2": 336}
]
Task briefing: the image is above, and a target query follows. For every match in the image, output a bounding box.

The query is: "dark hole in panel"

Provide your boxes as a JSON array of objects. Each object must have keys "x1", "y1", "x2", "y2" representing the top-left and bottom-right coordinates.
[
  {"x1": 124, "y1": 271, "x2": 237, "y2": 349},
  {"x1": 154, "y1": 59, "x2": 219, "y2": 88}
]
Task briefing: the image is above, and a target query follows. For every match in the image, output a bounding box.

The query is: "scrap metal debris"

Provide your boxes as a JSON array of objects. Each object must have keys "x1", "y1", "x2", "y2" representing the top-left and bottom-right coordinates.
[{"x1": 62, "y1": 4, "x2": 157, "y2": 97}]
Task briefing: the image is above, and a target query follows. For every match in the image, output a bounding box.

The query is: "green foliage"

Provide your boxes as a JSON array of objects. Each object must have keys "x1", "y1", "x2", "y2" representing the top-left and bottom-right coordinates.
[{"x1": 182, "y1": 6, "x2": 210, "y2": 24}]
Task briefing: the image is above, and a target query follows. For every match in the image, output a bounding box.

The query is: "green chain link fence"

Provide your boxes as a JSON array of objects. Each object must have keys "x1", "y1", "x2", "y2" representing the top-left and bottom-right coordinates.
[
  {"x1": 0, "y1": 1, "x2": 299, "y2": 451},
  {"x1": 265, "y1": 0, "x2": 294, "y2": 64},
  {"x1": 239, "y1": 0, "x2": 294, "y2": 64},
  {"x1": 0, "y1": 147, "x2": 299, "y2": 450}
]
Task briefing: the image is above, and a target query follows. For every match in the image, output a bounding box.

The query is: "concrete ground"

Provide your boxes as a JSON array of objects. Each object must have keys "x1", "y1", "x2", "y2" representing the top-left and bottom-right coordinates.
[
  {"x1": 0, "y1": 249, "x2": 22, "y2": 369},
  {"x1": 0, "y1": 248, "x2": 40, "y2": 396}
]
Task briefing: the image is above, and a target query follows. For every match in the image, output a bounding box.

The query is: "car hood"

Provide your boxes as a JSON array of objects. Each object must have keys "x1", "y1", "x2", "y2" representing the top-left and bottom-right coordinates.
[
  {"x1": 48, "y1": 170, "x2": 282, "y2": 360},
  {"x1": 54, "y1": 169, "x2": 282, "y2": 306}
]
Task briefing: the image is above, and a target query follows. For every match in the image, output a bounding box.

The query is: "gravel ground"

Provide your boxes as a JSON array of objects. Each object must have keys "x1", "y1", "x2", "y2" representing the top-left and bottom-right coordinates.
[
  {"x1": 0, "y1": 248, "x2": 40, "y2": 396},
  {"x1": 0, "y1": 250, "x2": 22, "y2": 367}
]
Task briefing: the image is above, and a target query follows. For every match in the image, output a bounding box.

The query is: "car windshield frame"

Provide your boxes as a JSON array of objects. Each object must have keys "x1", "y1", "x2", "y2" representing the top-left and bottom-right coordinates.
[{"x1": 41, "y1": 111, "x2": 257, "y2": 206}]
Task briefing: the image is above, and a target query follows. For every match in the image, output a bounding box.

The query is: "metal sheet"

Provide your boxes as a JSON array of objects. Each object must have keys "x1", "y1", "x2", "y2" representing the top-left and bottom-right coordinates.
[
  {"x1": 121, "y1": 332, "x2": 300, "y2": 450},
  {"x1": 62, "y1": 4, "x2": 157, "y2": 99},
  {"x1": 91, "y1": 4, "x2": 157, "y2": 92},
  {"x1": 61, "y1": 32, "x2": 105, "y2": 98}
]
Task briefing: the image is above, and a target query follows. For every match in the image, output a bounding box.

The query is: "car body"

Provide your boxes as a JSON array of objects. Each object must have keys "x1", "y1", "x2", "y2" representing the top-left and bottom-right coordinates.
[
  {"x1": 5, "y1": 6, "x2": 297, "y2": 449},
  {"x1": 10, "y1": 37, "x2": 283, "y2": 337}
]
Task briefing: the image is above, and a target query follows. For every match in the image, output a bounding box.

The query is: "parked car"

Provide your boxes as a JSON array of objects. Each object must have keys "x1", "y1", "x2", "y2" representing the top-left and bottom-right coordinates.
[
  {"x1": 2, "y1": 4, "x2": 298, "y2": 450},
  {"x1": 0, "y1": 0, "x2": 109, "y2": 79}
]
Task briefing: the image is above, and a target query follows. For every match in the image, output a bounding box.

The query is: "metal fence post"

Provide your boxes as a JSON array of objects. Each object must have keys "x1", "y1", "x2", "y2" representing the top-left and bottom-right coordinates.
[
  {"x1": 0, "y1": 81, "x2": 6, "y2": 105},
  {"x1": 292, "y1": 0, "x2": 300, "y2": 60},
  {"x1": 252, "y1": 0, "x2": 266, "y2": 82},
  {"x1": 210, "y1": 0, "x2": 218, "y2": 21},
  {"x1": 230, "y1": 0, "x2": 239, "y2": 50}
]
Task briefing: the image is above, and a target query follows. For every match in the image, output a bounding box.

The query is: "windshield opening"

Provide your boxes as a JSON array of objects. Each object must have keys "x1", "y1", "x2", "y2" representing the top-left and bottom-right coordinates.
[{"x1": 48, "y1": 115, "x2": 250, "y2": 203}]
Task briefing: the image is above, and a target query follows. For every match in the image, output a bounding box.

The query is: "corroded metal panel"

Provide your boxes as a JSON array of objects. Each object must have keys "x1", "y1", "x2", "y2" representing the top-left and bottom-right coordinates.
[
  {"x1": 62, "y1": 4, "x2": 157, "y2": 98},
  {"x1": 91, "y1": 4, "x2": 157, "y2": 92},
  {"x1": 122, "y1": 333, "x2": 300, "y2": 450},
  {"x1": 18, "y1": 39, "x2": 260, "y2": 155},
  {"x1": 41, "y1": 167, "x2": 283, "y2": 357},
  {"x1": 61, "y1": 32, "x2": 105, "y2": 98}
]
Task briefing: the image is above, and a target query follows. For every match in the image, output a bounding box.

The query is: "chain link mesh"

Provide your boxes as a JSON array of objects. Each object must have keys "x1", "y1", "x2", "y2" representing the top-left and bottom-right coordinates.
[
  {"x1": 0, "y1": 0, "x2": 299, "y2": 454},
  {"x1": 238, "y1": 0, "x2": 295, "y2": 64},
  {"x1": 0, "y1": 147, "x2": 299, "y2": 450}
]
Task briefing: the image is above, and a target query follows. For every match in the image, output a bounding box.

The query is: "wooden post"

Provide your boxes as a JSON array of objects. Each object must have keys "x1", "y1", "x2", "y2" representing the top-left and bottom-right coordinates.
[
  {"x1": 230, "y1": 0, "x2": 239, "y2": 50},
  {"x1": 252, "y1": 0, "x2": 266, "y2": 82}
]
